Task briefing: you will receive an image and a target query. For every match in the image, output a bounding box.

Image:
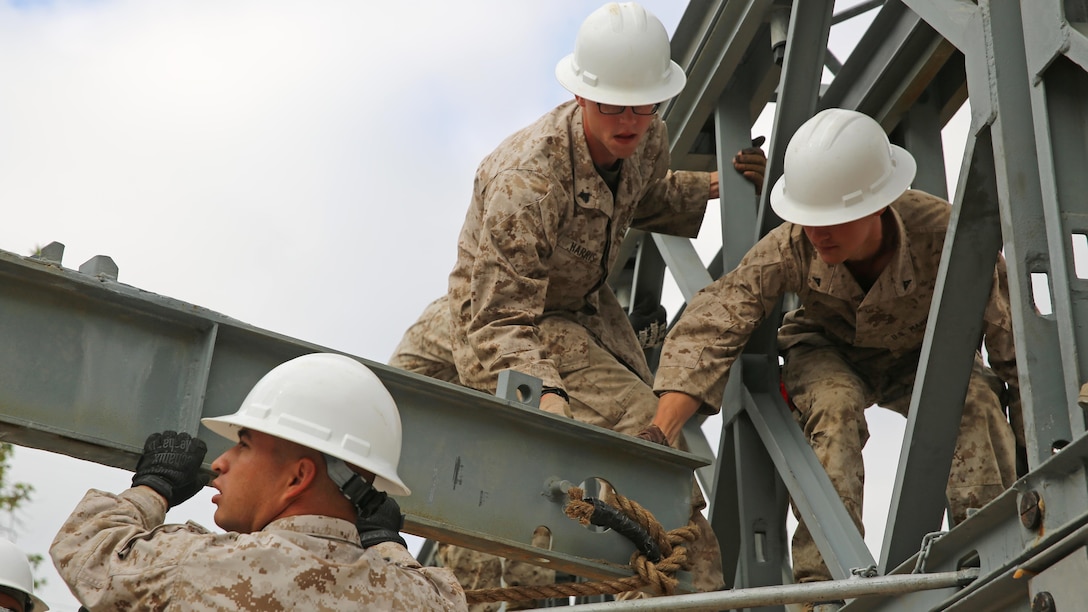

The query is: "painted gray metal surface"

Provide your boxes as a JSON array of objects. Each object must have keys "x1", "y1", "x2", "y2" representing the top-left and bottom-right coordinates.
[
  {"x1": 1029, "y1": 546, "x2": 1088, "y2": 609},
  {"x1": 846, "y1": 431, "x2": 1088, "y2": 611},
  {"x1": 651, "y1": 234, "x2": 713, "y2": 303},
  {"x1": 665, "y1": 0, "x2": 776, "y2": 172},
  {"x1": 0, "y1": 247, "x2": 703, "y2": 581},
  {"x1": 820, "y1": 1, "x2": 956, "y2": 128},
  {"x1": 897, "y1": 96, "x2": 950, "y2": 200},
  {"x1": 757, "y1": 0, "x2": 836, "y2": 237},
  {"x1": 730, "y1": 403, "x2": 791, "y2": 597},
  {"x1": 1022, "y1": 0, "x2": 1088, "y2": 460},
  {"x1": 974, "y1": 0, "x2": 1081, "y2": 474},
  {"x1": 740, "y1": 355, "x2": 876, "y2": 581}
]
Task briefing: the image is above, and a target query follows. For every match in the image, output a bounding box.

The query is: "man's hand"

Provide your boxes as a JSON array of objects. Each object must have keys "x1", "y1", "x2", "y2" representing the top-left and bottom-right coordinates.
[
  {"x1": 629, "y1": 304, "x2": 668, "y2": 350},
  {"x1": 540, "y1": 392, "x2": 572, "y2": 418},
  {"x1": 636, "y1": 424, "x2": 670, "y2": 447},
  {"x1": 734, "y1": 135, "x2": 768, "y2": 195},
  {"x1": 131, "y1": 431, "x2": 209, "y2": 508},
  {"x1": 357, "y1": 495, "x2": 407, "y2": 548},
  {"x1": 649, "y1": 392, "x2": 703, "y2": 446}
]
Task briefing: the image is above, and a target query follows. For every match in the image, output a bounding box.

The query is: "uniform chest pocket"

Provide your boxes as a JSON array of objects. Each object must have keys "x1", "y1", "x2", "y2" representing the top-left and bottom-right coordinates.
[{"x1": 553, "y1": 206, "x2": 610, "y2": 266}]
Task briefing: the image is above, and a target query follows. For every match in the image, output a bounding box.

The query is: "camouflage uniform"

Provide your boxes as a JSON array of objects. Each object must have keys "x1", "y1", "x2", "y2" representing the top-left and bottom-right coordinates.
[
  {"x1": 654, "y1": 190, "x2": 1019, "y2": 583},
  {"x1": 390, "y1": 100, "x2": 726, "y2": 603},
  {"x1": 50, "y1": 487, "x2": 468, "y2": 611}
]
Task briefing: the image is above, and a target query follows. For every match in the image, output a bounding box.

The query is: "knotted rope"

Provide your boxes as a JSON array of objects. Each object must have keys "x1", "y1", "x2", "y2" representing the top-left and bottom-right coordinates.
[{"x1": 464, "y1": 486, "x2": 700, "y2": 605}]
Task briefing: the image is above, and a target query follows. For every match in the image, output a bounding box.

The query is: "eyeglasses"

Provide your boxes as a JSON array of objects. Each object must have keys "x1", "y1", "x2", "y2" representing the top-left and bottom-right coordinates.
[{"x1": 596, "y1": 102, "x2": 660, "y2": 116}]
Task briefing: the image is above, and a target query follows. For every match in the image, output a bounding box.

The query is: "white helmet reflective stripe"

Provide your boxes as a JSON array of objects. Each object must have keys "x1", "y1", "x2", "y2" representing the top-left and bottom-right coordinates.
[
  {"x1": 0, "y1": 538, "x2": 48, "y2": 611},
  {"x1": 770, "y1": 108, "x2": 917, "y2": 227},
  {"x1": 556, "y1": 2, "x2": 685, "y2": 106},
  {"x1": 202, "y1": 353, "x2": 410, "y2": 496}
]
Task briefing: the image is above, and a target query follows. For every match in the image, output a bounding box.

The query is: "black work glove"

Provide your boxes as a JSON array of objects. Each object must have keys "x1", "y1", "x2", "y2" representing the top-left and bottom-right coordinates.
[
  {"x1": 629, "y1": 304, "x2": 668, "y2": 350},
  {"x1": 131, "y1": 430, "x2": 209, "y2": 508},
  {"x1": 357, "y1": 494, "x2": 407, "y2": 549}
]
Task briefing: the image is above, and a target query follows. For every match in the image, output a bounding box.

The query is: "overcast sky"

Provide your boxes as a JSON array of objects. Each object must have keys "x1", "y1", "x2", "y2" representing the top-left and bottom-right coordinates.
[{"x1": 0, "y1": 1, "x2": 968, "y2": 609}]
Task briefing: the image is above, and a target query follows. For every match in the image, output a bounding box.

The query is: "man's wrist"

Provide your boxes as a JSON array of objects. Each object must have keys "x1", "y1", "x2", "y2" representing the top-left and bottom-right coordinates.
[{"x1": 541, "y1": 387, "x2": 569, "y2": 401}]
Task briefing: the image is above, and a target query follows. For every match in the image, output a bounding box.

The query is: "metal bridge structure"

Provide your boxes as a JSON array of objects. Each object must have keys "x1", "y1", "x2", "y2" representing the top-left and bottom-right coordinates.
[{"x1": 2, "y1": 1, "x2": 1087, "y2": 610}]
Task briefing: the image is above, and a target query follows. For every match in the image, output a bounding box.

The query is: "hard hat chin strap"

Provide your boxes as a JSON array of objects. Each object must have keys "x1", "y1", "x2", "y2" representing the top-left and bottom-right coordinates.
[{"x1": 325, "y1": 454, "x2": 386, "y2": 518}]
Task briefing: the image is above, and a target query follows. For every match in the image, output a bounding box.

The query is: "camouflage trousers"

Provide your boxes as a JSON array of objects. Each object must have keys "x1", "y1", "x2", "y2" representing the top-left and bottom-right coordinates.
[
  {"x1": 782, "y1": 345, "x2": 1018, "y2": 583},
  {"x1": 389, "y1": 297, "x2": 460, "y2": 383},
  {"x1": 390, "y1": 299, "x2": 725, "y2": 603},
  {"x1": 391, "y1": 297, "x2": 659, "y2": 435}
]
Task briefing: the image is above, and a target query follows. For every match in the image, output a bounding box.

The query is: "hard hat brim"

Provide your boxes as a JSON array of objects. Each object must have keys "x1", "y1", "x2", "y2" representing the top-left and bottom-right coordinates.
[
  {"x1": 769, "y1": 144, "x2": 917, "y2": 227},
  {"x1": 555, "y1": 54, "x2": 686, "y2": 106},
  {"x1": 202, "y1": 414, "x2": 412, "y2": 497}
]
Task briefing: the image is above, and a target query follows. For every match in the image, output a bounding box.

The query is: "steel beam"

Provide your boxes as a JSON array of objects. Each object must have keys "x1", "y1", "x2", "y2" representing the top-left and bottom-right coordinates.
[
  {"x1": 832, "y1": 0, "x2": 886, "y2": 26},
  {"x1": 709, "y1": 83, "x2": 790, "y2": 598},
  {"x1": 714, "y1": 79, "x2": 765, "y2": 268},
  {"x1": 651, "y1": 234, "x2": 713, "y2": 303},
  {"x1": 529, "y1": 568, "x2": 979, "y2": 612},
  {"x1": 757, "y1": 0, "x2": 835, "y2": 235},
  {"x1": 845, "y1": 430, "x2": 1088, "y2": 611},
  {"x1": 981, "y1": 0, "x2": 1081, "y2": 471},
  {"x1": 821, "y1": 1, "x2": 958, "y2": 129},
  {"x1": 879, "y1": 124, "x2": 1004, "y2": 573},
  {"x1": 899, "y1": 0, "x2": 975, "y2": 53},
  {"x1": 741, "y1": 355, "x2": 876, "y2": 581},
  {"x1": 665, "y1": 0, "x2": 775, "y2": 171},
  {"x1": 731, "y1": 405, "x2": 791, "y2": 607},
  {"x1": 895, "y1": 90, "x2": 950, "y2": 200},
  {"x1": 1023, "y1": 2, "x2": 1088, "y2": 449},
  {"x1": 0, "y1": 247, "x2": 703, "y2": 581}
]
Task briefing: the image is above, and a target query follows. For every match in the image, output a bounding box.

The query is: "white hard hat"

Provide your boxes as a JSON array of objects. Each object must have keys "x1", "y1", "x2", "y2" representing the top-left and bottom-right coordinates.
[
  {"x1": 770, "y1": 108, "x2": 916, "y2": 227},
  {"x1": 202, "y1": 353, "x2": 410, "y2": 496},
  {"x1": 556, "y1": 2, "x2": 685, "y2": 106},
  {"x1": 0, "y1": 539, "x2": 48, "y2": 611}
]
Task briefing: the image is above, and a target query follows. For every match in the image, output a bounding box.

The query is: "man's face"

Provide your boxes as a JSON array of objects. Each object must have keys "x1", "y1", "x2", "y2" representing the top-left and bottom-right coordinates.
[
  {"x1": 802, "y1": 212, "x2": 882, "y2": 266},
  {"x1": 209, "y1": 429, "x2": 293, "y2": 533},
  {"x1": 577, "y1": 96, "x2": 657, "y2": 168}
]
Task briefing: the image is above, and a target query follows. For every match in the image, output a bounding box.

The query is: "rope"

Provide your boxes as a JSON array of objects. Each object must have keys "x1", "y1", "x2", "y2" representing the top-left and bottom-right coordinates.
[{"x1": 464, "y1": 486, "x2": 700, "y2": 605}]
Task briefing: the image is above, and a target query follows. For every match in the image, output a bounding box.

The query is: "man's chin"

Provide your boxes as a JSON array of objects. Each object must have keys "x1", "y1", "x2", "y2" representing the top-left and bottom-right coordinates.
[
  {"x1": 212, "y1": 509, "x2": 231, "y2": 531},
  {"x1": 608, "y1": 139, "x2": 642, "y2": 158}
]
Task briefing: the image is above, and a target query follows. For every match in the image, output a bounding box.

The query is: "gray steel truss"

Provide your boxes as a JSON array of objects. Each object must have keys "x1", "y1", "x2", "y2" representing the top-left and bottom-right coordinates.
[
  {"x1": 608, "y1": 0, "x2": 1088, "y2": 610},
  {"x1": 3, "y1": 0, "x2": 1088, "y2": 610}
]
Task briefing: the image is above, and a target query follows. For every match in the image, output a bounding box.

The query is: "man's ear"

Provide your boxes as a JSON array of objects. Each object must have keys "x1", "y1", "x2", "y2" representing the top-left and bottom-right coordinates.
[{"x1": 284, "y1": 456, "x2": 318, "y2": 500}]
